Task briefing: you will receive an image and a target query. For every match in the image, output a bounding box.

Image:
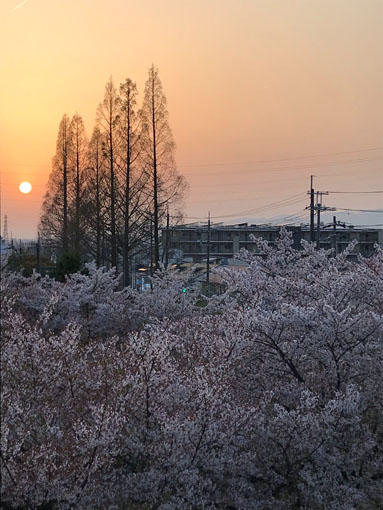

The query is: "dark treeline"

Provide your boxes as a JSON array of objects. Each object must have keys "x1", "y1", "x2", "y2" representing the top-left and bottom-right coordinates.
[{"x1": 40, "y1": 65, "x2": 188, "y2": 285}]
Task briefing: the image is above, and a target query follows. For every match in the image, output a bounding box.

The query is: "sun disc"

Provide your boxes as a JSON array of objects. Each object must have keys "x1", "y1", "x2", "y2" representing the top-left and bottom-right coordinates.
[{"x1": 19, "y1": 181, "x2": 32, "y2": 194}]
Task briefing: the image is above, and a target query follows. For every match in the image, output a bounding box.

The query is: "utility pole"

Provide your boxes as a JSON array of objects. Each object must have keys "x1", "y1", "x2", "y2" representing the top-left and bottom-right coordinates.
[
  {"x1": 164, "y1": 206, "x2": 170, "y2": 268},
  {"x1": 310, "y1": 175, "x2": 315, "y2": 242},
  {"x1": 36, "y1": 232, "x2": 41, "y2": 274},
  {"x1": 101, "y1": 224, "x2": 106, "y2": 268},
  {"x1": 206, "y1": 211, "x2": 211, "y2": 296},
  {"x1": 150, "y1": 217, "x2": 153, "y2": 277},
  {"x1": 315, "y1": 191, "x2": 334, "y2": 250},
  {"x1": 316, "y1": 192, "x2": 321, "y2": 250},
  {"x1": 332, "y1": 216, "x2": 337, "y2": 256}
]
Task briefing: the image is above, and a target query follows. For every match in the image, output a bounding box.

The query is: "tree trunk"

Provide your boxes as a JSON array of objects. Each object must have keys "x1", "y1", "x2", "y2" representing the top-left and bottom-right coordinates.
[
  {"x1": 75, "y1": 128, "x2": 80, "y2": 258},
  {"x1": 151, "y1": 77, "x2": 160, "y2": 271},
  {"x1": 123, "y1": 117, "x2": 131, "y2": 287},
  {"x1": 96, "y1": 163, "x2": 101, "y2": 267},
  {"x1": 63, "y1": 130, "x2": 68, "y2": 254},
  {"x1": 109, "y1": 111, "x2": 117, "y2": 269}
]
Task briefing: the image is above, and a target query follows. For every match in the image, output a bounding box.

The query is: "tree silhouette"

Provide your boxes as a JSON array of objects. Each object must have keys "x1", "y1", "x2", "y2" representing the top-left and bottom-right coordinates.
[
  {"x1": 141, "y1": 65, "x2": 187, "y2": 270},
  {"x1": 69, "y1": 113, "x2": 87, "y2": 258},
  {"x1": 97, "y1": 77, "x2": 120, "y2": 268},
  {"x1": 82, "y1": 126, "x2": 109, "y2": 267},
  {"x1": 40, "y1": 114, "x2": 73, "y2": 254},
  {"x1": 40, "y1": 69, "x2": 188, "y2": 278}
]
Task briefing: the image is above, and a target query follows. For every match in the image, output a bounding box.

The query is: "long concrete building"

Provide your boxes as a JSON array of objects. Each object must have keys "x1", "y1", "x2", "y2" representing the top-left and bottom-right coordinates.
[{"x1": 162, "y1": 223, "x2": 383, "y2": 262}]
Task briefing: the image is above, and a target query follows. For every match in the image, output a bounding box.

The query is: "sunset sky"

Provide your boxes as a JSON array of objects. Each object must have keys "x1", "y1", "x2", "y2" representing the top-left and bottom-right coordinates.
[{"x1": 1, "y1": 0, "x2": 382, "y2": 239}]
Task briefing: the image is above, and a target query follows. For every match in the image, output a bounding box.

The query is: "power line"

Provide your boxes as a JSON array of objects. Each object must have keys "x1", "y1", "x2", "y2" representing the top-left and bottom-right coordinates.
[
  {"x1": 327, "y1": 190, "x2": 383, "y2": 194},
  {"x1": 210, "y1": 195, "x2": 307, "y2": 219},
  {"x1": 337, "y1": 208, "x2": 383, "y2": 213},
  {"x1": 184, "y1": 156, "x2": 383, "y2": 177},
  {"x1": 178, "y1": 146, "x2": 383, "y2": 168},
  {"x1": 2, "y1": 151, "x2": 382, "y2": 180},
  {"x1": 183, "y1": 193, "x2": 307, "y2": 221},
  {"x1": 276, "y1": 210, "x2": 308, "y2": 221},
  {"x1": 4, "y1": 146, "x2": 382, "y2": 172}
]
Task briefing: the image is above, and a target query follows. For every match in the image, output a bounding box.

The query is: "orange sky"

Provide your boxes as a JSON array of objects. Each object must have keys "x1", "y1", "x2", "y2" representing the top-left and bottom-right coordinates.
[{"x1": 1, "y1": 0, "x2": 382, "y2": 238}]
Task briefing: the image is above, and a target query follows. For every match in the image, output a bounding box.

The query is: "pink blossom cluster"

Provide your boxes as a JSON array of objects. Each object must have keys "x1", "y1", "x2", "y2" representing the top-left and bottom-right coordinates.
[{"x1": 2, "y1": 231, "x2": 382, "y2": 509}]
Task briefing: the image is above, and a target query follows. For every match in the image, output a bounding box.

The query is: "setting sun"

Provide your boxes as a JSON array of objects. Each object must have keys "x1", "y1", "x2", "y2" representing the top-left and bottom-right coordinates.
[{"x1": 19, "y1": 181, "x2": 32, "y2": 194}]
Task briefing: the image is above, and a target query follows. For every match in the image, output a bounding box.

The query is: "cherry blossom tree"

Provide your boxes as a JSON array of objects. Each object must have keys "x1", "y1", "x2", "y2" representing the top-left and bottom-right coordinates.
[{"x1": 1, "y1": 230, "x2": 382, "y2": 509}]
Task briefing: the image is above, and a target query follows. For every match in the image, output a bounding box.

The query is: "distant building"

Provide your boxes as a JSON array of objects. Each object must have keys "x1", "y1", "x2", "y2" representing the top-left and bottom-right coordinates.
[{"x1": 162, "y1": 224, "x2": 383, "y2": 263}]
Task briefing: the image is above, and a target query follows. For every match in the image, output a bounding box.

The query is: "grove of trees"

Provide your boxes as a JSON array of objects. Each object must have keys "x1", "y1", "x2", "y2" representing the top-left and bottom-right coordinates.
[
  {"x1": 2, "y1": 231, "x2": 382, "y2": 509},
  {"x1": 39, "y1": 66, "x2": 188, "y2": 283}
]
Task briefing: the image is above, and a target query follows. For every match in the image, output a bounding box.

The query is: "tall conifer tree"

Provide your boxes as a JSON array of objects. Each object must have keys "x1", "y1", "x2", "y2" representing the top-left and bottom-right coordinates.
[
  {"x1": 141, "y1": 65, "x2": 187, "y2": 270},
  {"x1": 97, "y1": 77, "x2": 120, "y2": 268},
  {"x1": 40, "y1": 114, "x2": 73, "y2": 254}
]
